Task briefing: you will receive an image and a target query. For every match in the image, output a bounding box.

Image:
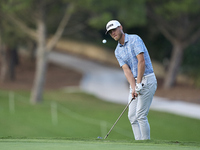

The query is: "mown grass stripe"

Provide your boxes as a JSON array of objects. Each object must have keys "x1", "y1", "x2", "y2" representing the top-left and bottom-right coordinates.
[{"x1": 0, "y1": 139, "x2": 199, "y2": 150}]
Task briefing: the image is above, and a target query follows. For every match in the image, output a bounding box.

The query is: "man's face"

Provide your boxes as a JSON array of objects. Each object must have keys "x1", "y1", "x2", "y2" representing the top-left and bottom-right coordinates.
[{"x1": 108, "y1": 26, "x2": 123, "y2": 41}]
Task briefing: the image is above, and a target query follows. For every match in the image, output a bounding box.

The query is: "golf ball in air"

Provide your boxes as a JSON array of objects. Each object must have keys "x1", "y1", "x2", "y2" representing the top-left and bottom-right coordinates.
[{"x1": 102, "y1": 39, "x2": 107, "y2": 44}]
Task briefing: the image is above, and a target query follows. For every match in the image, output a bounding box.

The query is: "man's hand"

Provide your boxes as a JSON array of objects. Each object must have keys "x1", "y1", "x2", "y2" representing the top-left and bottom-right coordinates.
[
  {"x1": 135, "y1": 83, "x2": 143, "y2": 95},
  {"x1": 132, "y1": 88, "x2": 138, "y2": 99}
]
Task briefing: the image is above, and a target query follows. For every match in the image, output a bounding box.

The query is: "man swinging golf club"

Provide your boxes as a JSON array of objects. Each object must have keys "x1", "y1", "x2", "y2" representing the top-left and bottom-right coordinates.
[{"x1": 106, "y1": 20, "x2": 157, "y2": 140}]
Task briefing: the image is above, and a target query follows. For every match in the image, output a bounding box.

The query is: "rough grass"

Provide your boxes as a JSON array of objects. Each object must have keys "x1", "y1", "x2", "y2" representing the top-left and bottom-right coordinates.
[{"x1": 0, "y1": 89, "x2": 200, "y2": 149}]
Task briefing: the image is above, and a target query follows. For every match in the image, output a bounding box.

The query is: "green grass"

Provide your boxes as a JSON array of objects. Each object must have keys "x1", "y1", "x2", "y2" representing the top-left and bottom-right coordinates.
[
  {"x1": 0, "y1": 89, "x2": 200, "y2": 149},
  {"x1": 0, "y1": 138, "x2": 200, "y2": 150}
]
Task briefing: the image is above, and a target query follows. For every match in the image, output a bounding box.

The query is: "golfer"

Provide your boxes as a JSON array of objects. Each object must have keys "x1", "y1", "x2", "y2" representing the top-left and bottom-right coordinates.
[{"x1": 105, "y1": 20, "x2": 157, "y2": 140}]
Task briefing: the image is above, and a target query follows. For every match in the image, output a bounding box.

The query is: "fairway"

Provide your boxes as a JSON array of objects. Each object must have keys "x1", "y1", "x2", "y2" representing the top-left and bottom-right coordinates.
[{"x1": 0, "y1": 139, "x2": 199, "y2": 150}]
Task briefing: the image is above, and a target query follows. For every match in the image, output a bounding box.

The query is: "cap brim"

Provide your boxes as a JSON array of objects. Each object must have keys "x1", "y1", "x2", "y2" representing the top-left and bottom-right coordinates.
[{"x1": 105, "y1": 26, "x2": 118, "y2": 34}]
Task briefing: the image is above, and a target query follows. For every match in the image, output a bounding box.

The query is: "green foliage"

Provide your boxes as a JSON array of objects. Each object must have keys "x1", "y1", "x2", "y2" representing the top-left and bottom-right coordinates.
[
  {"x1": 0, "y1": 22, "x2": 27, "y2": 48},
  {"x1": 181, "y1": 41, "x2": 200, "y2": 87},
  {"x1": 165, "y1": 0, "x2": 200, "y2": 14},
  {"x1": 1, "y1": 0, "x2": 200, "y2": 81},
  {"x1": 0, "y1": 0, "x2": 74, "y2": 46},
  {"x1": 88, "y1": 12, "x2": 113, "y2": 30},
  {"x1": 149, "y1": 0, "x2": 200, "y2": 20},
  {"x1": 0, "y1": 0, "x2": 31, "y2": 12},
  {"x1": 183, "y1": 42, "x2": 200, "y2": 68},
  {"x1": 85, "y1": 0, "x2": 146, "y2": 30}
]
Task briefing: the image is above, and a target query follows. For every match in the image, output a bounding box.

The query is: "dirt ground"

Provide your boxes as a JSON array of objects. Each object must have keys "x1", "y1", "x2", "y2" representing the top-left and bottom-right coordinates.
[{"x1": 1, "y1": 57, "x2": 200, "y2": 104}]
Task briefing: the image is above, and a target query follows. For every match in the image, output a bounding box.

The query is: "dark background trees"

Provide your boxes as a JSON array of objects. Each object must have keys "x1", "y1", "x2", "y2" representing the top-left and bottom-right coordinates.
[
  {"x1": 147, "y1": 0, "x2": 200, "y2": 88},
  {"x1": 0, "y1": 0, "x2": 200, "y2": 103}
]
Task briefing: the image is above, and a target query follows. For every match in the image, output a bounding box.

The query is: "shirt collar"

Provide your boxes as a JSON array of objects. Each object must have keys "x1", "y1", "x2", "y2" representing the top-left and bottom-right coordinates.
[{"x1": 118, "y1": 33, "x2": 129, "y2": 47}]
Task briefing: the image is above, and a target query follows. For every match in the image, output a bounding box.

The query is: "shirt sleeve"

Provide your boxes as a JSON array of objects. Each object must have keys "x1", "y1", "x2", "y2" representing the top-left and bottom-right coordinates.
[
  {"x1": 115, "y1": 53, "x2": 125, "y2": 67},
  {"x1": 134, "y1": 35, "x2": 145, "y2": 56}
]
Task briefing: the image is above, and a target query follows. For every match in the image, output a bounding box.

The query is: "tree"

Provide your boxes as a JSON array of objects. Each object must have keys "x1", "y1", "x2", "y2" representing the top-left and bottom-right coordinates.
[
  {"x1": 0, "y1": 18, "x2": 20, "y2": 82},
  {"x1": 2, "y1": 0, "x2": 75, "y2": 104},
  {"x1": 1, "y1": 0, "x2": 149, "y2": 103},
  {"x1": 84, "y1": 0, "x2": 146, "y2": 29},
  {"x1": 147, "y1": 0, "x2": 200, "y2": 88},
  {"x1": 0, "y1": 30, "x2": 7, "y2": 82}
]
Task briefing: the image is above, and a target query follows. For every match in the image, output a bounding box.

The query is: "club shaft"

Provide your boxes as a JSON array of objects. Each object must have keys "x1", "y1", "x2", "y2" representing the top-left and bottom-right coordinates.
[{"x1": 104, "y1": 98, "x2": 134, "y2": 139}]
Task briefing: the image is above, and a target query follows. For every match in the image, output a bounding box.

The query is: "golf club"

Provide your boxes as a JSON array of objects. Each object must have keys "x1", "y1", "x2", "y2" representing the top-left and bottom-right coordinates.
[{"x1": 104, "y1": 97, "x2": 135, "y2": 139}]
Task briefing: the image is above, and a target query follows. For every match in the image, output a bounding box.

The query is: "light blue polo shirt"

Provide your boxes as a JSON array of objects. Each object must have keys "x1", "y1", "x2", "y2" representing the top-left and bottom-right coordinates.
[{"x1": 115, "y1": 33, "x2": 154, "y2": 78}]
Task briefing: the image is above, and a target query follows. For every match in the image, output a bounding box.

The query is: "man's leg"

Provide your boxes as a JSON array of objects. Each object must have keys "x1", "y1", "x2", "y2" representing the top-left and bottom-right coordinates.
[
  {"x1": 136, "y1": 81, "x2": 157, "y2": 140},
  {"x1": 128, "y1": 89, "x2": 142, "y2": 140}
]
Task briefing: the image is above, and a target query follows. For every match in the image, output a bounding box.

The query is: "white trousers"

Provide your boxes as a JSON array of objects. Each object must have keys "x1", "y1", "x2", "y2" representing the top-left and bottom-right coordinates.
[{"x1": 128, "y1": 73, "x2": 157, "y2": 140}]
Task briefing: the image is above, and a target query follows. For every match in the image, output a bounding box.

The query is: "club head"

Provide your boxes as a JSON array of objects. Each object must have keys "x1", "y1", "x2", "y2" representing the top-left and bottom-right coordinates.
[{"x1": 97, "y1": 136, "x2": 103, "y2": 139}]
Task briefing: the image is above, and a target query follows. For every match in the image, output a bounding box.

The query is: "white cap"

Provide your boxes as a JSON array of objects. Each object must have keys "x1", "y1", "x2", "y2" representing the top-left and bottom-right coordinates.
[{"x1": 105, "y1": 20, "x2": 121, "y2": 34}]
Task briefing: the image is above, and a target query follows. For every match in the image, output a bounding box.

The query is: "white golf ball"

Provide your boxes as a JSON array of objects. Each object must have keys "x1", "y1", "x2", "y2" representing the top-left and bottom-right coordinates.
[{"x1": 102, "y1": 39, "x2": 107, "y2": 44}]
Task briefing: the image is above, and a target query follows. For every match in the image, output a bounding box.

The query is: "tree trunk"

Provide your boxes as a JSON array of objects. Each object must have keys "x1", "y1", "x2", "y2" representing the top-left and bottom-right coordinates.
[
  {"x1": 30, "y1": 12, "x2": 47, "y2": 104},
  {"x1": 0, "y1": 45, "x2": 18, "y2": 82},
  {"x1": 8, "y1": 48, "x2": 18, "y2": 80},
  {"x1": 30, "y1": 52, "x2": 48, "y2": 104},
  {"x1": 163, "y1": 42, "x2": 184, "y2": 89},
  {"x1": 0, "y1": 45, "x2": 9, "y2": 82}
]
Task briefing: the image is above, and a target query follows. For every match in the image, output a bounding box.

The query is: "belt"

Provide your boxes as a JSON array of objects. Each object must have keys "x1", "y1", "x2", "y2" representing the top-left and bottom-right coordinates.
[{"x1": 135, "y1": 73, "x2": 155, "y2": 80}]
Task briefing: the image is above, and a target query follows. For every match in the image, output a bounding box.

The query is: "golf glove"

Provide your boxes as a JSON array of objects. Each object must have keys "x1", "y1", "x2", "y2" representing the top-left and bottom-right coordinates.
[{"x1": 135, "y1": 83, "x2": 143, "y2": 95}]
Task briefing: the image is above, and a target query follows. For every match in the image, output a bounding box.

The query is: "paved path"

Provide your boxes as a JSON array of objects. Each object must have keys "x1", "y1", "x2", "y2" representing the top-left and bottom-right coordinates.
[{"x1": 48, "y1": 52, "x2": 200, "y2": 120}]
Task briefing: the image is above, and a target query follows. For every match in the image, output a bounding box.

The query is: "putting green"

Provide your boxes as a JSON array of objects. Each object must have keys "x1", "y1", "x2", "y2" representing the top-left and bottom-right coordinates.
[{"x1": 0, "y1": 139, "x2": 199, "y2": 150}]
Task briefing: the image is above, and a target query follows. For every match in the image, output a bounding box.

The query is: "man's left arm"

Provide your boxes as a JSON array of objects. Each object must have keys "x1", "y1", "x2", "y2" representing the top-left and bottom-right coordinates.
[
  {"x1": 136, "y1": 53, "x2": 145, "y2": 83},
  {"x1": 135, "y1": 53, "x2": 145, "y2": 94}
]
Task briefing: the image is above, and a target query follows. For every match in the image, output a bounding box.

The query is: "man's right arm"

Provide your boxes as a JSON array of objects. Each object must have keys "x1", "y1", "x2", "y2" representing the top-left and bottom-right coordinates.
[{"x1": 122, "y1": 64, "x2": 137, "y2": 98}]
